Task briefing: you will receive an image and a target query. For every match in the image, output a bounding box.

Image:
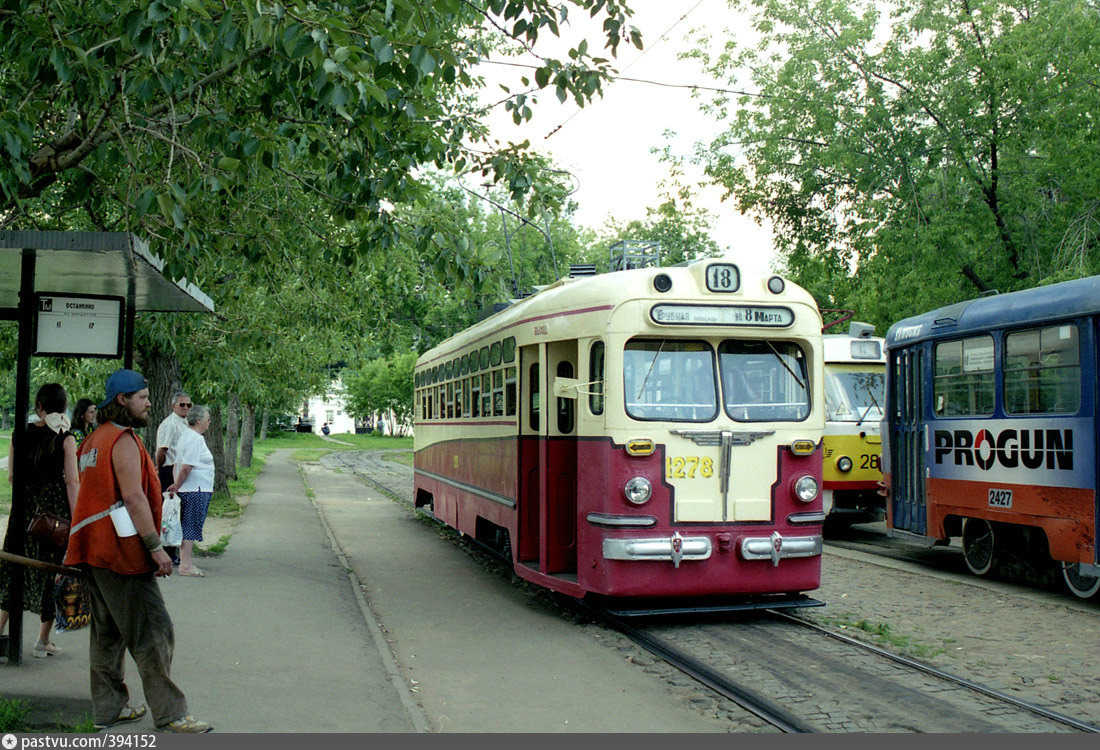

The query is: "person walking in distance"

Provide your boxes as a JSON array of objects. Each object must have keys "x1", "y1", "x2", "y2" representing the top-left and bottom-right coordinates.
[
  {"x1": 155, "y1": 391, "x2": 191, "y2": 564},
  {"x1": 64, "y1": 369, "x2": 211, "y2": 733}
]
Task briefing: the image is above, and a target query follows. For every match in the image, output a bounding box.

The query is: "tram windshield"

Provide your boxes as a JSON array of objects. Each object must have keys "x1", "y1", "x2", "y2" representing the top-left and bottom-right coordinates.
[
  {"x1": 623, "y1": 340, "x2": 718, "y2": 421},
  {"x1": 622, "y1": 338, "x2": 811, "y2": 423},
  {"x1": 718, "y1": 341, "x2": 811, "y2": 422},
  {"x1": 824, "y1": 367, "x2": 885, "y2": 424}
]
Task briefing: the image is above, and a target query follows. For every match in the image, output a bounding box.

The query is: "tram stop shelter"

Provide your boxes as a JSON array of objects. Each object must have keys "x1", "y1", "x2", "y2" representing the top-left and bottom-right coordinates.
[{"x1": 0, "y1": 230, "x2": 214, "y2": 665}]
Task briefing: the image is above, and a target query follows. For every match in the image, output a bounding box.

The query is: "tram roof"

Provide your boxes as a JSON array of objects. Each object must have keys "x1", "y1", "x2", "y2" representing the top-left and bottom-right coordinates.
[
  {"x1": 417, "y1": 262, "x2": 821, "y2": 367},
  {"x1": 885, "y1": 274, "x2": 1100, "y2": 348}
]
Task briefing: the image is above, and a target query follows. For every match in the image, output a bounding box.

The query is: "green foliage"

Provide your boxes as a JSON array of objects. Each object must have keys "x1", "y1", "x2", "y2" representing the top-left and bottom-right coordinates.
[
  {"x1": 0, "y1": 0, "x2": 642, "y2": 430},
  {"x1": 590, "y1": 178, "x2": 722, "y2": 268},
  {"x1": 0, "y1": 698, "x2": 31, "y2": 732},
  {"x1": 687, "y1": 0, "x2": 1100, "y2": 330},
  {"x1": 343, "y1": 350, "x2": 417, "y2": 421}
]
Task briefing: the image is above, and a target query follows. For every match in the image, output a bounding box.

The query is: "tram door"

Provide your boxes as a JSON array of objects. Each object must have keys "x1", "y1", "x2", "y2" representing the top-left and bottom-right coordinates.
[
  {"x1": 545, "y1": 341, "x2": 578, "y2": 575},
  {"x1": 518, "y1": 344, "x2": 542, "y2": 565},
  {"x1": 889, "y1": 346, "x2": 927, "y2": 534}
]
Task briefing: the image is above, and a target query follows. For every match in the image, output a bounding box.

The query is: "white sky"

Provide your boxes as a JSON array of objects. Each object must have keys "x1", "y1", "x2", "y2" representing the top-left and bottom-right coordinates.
[{"x1": 481, "y1": 0, "x2": 778, "y2": 276}]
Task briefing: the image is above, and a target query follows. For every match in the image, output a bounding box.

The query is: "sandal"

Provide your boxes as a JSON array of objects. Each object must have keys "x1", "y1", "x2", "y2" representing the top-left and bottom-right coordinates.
[
  {"x1": 33, "y1": 640, "x2": 62, "y2": 657},
  {"x1": 94, "y1": 705, "x2": 147, "y2": 730},
  {"x1": 178, "y1": 566, "x2": 205, "y2": 577}
]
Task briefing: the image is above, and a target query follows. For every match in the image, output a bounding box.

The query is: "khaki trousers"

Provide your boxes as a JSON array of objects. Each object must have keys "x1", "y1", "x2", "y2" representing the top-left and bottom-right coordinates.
[{"x1": 85, "y1": 567, "x2": 188, "y2": 726}]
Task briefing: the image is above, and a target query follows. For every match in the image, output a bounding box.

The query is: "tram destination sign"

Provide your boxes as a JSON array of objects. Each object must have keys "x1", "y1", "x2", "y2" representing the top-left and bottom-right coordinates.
[
  {"x1": 651, "y1": 303, "x2": 794, "y2": 327},
  {"x1": 34, "y1": 293, "x2": 124, "y2": 358}
]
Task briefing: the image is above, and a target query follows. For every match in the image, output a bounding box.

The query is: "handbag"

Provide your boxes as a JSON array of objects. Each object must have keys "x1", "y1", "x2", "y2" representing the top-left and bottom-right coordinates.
[
  {"x1": 54, "y1": 575, "x2": 91, "y2": 633},
  {"x1": 27, "y1": 511, "x2": 70, "y2": 549}
]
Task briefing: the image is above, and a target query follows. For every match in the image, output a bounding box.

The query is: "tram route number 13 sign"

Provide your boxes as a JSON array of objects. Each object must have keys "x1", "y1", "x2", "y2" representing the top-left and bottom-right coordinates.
[{"x1": 34, "y1": 293, "x2": 124, "y2": 358}]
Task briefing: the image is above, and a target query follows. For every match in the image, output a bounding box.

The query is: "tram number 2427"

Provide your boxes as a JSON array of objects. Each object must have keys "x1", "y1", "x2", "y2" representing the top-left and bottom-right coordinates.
[
  {"x1": 988, "y1": 488, "x2": 1014, "y2": 508},
  {"x1": 666, "y1": 455, "x2": 715, "y2": 479}
]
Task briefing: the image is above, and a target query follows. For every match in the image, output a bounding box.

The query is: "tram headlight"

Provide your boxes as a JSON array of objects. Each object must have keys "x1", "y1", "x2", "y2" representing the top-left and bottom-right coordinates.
[
  {"x1": 653, "y1": 273, "x2": 673, "y2": 293},
  {"x1": 767, "y1": 275, "x2": 786, "y2": 294},
  {"x1": 624, "y1": 477, "x2": 653, "y2": 505},
  {"x1": 793, "y1": 475, "x2": 819, "y2": 503},
  {"x1": 836, "y1": 456, "x2": 853, "y2": 473}
]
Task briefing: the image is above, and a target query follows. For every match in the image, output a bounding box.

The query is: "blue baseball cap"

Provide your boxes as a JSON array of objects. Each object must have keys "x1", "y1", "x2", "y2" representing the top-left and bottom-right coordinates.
[{"x1": 98, "y1": 369, "x2": 149, "y2": 409}]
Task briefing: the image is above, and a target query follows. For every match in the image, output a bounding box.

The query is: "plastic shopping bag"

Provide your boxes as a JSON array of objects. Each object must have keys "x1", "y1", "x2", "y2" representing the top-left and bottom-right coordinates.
[{"x1": 160, "y1": 492, "x2": 183, "y2": 547}]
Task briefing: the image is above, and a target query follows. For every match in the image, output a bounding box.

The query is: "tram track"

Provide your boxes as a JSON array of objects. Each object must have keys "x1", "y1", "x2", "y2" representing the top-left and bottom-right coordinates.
[
  {"x1": 591, "y1": 607, "x2": 1100, "y2": 733},
  {"x1": 324, "y1": 450, "x2": 1100, "y2": 733}
]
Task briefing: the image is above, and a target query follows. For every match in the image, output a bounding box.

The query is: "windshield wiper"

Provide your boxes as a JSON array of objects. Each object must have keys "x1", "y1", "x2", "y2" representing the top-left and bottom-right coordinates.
[
  {"x1": 765, "y1": 341, "x2": 806, "y2": 391},
  {"x1": 856, "y1": 389, "x2": 882, "y2": 427},
  {"x1": 636, "y1": 340, "x2": 666, "y2": 400}
]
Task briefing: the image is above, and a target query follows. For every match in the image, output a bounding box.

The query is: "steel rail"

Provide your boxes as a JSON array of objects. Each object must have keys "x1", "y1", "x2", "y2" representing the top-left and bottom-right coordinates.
[
  {"x1": 769, "y1": 609, "x2": 1100, "y2": 734},
  {"x1": 576, "y1": 601, "x2": 815, "y2": 733}
]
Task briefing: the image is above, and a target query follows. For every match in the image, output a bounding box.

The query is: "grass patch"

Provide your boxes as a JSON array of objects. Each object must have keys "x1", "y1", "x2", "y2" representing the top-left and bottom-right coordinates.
[
  {"x1": 0, "y1": 698, "x2": 31, "y2": 732},
  {"x1": 197, "y1": 534, "x2": 231, "y2": 557},
  {"x1": 327, "y1": 433, "x2": 413, "y2": 450},
  {"x1": 387, "y1": 451, "x2": 414, "y2": 467},
  {"x1": 817, "y1": 613, "x2": 947, "y2": 660},
  {"x1": 0, "y1": 698, "x2": 96, "y2": 733}
]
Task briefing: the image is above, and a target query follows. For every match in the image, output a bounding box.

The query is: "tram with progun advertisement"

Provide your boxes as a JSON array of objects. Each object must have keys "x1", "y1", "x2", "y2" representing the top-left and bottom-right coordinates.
[
  {"x1": 412, "y1": 259, "x2": 827, "y2": 613},
  {"x1": 822, "y1": 321, "x2": 887, "y2": 525},
  {"x1": 883, "y1": 276, "x2": 1100, "y2": 598}
]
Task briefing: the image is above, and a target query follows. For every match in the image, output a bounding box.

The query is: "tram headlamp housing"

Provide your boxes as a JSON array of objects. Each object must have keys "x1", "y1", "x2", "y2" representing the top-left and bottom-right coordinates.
[
  {"x1": 767, "y1": 275, "x2": 786, "y2": 294},
  {"x1": 653, "y1": 274, "x2": 673, "y2": 293},
  {"x1": 624, "y1": 477, "x2": 653, "y2": 505},
  {"x1": 836, "y1": 456, "x2": 853, "y2": 473},
  {"x1": 793, "y1": 475, "x2": 819, "y2": 503}
]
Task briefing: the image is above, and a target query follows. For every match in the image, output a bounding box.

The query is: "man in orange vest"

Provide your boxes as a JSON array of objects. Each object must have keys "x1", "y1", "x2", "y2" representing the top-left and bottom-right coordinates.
[{"x1": 65, "y1": 369, "x2": 211, "y2": 733}]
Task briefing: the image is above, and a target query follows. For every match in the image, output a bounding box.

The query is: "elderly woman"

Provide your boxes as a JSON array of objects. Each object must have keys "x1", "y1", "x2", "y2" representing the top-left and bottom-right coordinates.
[{"x1": 165, "y1": 405, "x2": 214, "y2": 577}]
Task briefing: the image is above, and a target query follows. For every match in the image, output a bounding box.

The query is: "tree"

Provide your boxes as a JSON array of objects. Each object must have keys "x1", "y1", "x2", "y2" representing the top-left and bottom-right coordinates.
[
  {"x1": 590, "y1": 177, "x2": 722, "y2": 268},
  {"x1": 343, "y1": 350, "x2": 418, "y2": 428},
  {"x1": 1, "y1": 1, "x2": 643, "y2": 468},
  {"x1": 687, "y1": 0, "x2": 1100, "y2": 331}
]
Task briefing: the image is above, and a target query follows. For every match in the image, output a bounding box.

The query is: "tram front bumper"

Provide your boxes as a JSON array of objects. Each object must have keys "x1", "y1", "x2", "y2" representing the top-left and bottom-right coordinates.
[
  {"x1": 740, "y1": 532, "x2": 822, "y2": 567},
  {"x1": 602, "y1": 531, "x2": 823, "y2": 569},
  {"x1": 603, "y1": 533, "x2": 711, "y2": 568}
]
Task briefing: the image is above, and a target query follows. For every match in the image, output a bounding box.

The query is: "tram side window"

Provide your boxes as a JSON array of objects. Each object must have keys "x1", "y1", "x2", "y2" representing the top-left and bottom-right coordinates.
[
  {"x1": 481, "y1": 373, "x2": 492, "y2": 416},
  {"x1": 1004, "y1": 324, "x2": 1080, "y2": 414},
  {"x1": 446, "y1": 382, "x2": 454, "y2": 419},
  {"x1": 623, "y1": 339, "x2": 717, "y2": 422},
  {"x1": 530, "y1": 363, "x2": 540, "y2": 430},
  {"x1": 463, "y1": 378, "x2": 471, "y2": 417},
  {"x1": 557, "y1": 362, "x2": 575, "y2": 433},
  {"x1": 505, "y1": 367, "x2": 517, "y2": 415},
  {"x1": 453, "y1": 380, "x2": 462, "y2": 418},
  {"x1": 493, "y1": 370, "x2": 505, "y2": 416},
  {"x1": 471, "y1": 376, "x2": 481, "y2": 417},
  {"x1": 933, "y1": 336, "x2": 994, "y2": 417},
  {"x1": 589, "y1": 341, "x2": 605, "y2": 415}
]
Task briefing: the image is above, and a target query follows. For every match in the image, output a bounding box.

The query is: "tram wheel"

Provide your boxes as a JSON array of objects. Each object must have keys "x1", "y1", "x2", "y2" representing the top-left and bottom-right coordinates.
[
  {"x1": 961, "y1": 518, "x2": 1000, "y2": 577},
  {"x1": 1060, "y1": 562, "x2": 1100, "y2": 599}
]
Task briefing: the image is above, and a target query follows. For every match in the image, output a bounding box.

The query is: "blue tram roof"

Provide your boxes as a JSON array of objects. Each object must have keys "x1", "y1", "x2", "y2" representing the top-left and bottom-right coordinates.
[{"x1": 885, "y1": 274, "x2": 1100, "y2": 348}]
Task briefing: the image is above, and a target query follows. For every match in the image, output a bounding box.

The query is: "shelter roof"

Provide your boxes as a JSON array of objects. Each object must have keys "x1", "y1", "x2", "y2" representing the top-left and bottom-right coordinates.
[{"x1": 0, "y1": 231, "x2": 213, "y2": 315}]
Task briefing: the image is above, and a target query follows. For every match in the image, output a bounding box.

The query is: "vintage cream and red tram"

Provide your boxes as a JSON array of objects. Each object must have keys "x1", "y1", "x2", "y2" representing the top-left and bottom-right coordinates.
[{"x1": 413, "y1": 261, "x2": 826, "y2": 607}]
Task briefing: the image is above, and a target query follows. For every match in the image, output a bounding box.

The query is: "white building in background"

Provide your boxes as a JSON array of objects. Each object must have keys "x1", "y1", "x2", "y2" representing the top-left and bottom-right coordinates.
[{"x1": 304, "y1": 380, "x2": 356, "y2": 435}]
